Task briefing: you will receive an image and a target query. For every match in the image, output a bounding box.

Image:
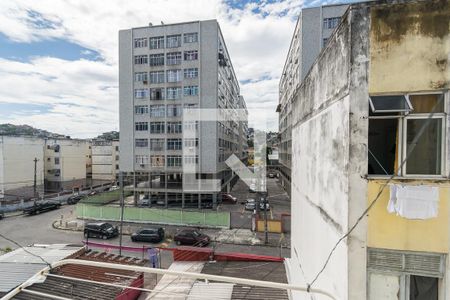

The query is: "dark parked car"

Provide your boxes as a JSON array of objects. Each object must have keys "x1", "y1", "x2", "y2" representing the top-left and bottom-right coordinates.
[
  {"x1": 221, "y1": 193, "x2": 237, "y2": 204},
  {"x1": 0, "y1": 212, "x2": 4, "y2": 220},
  {"x1": 23, "y1": 201, "x2": 61, "y2": 215},
  {"x1": 174, "y1": 229, "x2": 210, "y2": 247},
  {"x1": 67, "y1": 194, "x2": 84, "y2": 205},
  {"x1": 131, "y1": 227, "x2": 164, "y2": 243},
  {"x1": 84, "y1": 222, "x2": 118, "y2": 239}
]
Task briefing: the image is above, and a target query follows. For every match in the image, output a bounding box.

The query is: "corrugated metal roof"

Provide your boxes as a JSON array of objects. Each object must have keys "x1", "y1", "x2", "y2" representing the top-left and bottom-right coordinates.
[
  {"x1": 201, "y1": 261, "x2": 289, "y2": 300},
  {"x1": 0, "y1": 263, "x2": 45, "y2": 293},
  {"x1": 187, "y1": 282, "x2": 234, "y2": 300},
  {"x1": 11, "y1": 276, "x2": 123, "y2": 300},
  {"x1": 0, "y1": 244, "x2": 82, "y2": 293}
]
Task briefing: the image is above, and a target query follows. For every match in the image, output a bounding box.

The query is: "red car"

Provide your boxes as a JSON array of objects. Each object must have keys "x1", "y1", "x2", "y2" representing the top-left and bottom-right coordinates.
[{"x1": 174, "y1": 229, "x2": 210, "y2": 246}]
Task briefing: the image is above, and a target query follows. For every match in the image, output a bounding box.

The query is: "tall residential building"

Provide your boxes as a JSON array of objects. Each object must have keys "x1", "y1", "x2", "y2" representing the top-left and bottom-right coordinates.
[
  {"x1": 0, "y1": 136, "x2": 45, "y2": 200},
  {"x1": 119, "y1": 20, "x2": 247, "y2": 209},
  {"x1": 277, "y1": 4, "x2": 348, "y2": 195},
  {"x1": 284, "y1": 1, "x2": 450, "y2": 299},
  {"x1": 91, "y1": 140, "x2": 119, "y2": 183}
]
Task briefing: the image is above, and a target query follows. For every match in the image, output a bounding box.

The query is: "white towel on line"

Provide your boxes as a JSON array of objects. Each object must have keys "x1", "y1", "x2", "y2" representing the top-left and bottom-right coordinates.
[{"x1": 387, "y1": 184, "x2": 439, "y2": 220}]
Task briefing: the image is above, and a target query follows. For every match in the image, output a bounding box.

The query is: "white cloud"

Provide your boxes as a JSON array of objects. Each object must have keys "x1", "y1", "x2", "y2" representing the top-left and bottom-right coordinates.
[{"x1": 0, "y1": 0, "x2": 303, "y2": 137}]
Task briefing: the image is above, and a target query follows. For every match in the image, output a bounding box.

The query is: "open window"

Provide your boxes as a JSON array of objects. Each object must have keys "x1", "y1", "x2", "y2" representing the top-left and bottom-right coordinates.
[
  {"x1": 369, "y1": 95, "x2": 412, "y2": 113},
  {"x1": 368, "y1": 93, "x2": 445, "y2": 177}
]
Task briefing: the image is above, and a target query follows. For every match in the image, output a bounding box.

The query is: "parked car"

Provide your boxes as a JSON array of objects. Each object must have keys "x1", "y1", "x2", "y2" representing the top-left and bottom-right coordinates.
[
  {"x1": 87, "y1": 190, "x2": 98, "y2": 196},
  {"x1": 84, "y1": 222, "x2": 118, "y2": 239},
  {"x1": 131, "y1": 227, "x2": 164, "y2": 243},
  {"x1": 174, "y1": 229, "x2": 210, "y2": 246},
  {"x1": 109, "y1": 185, "x2": 119, "y2": 191},
  {"x1": 0, "y1": 212, "x2": 4, "y2": 220},
  {"x1": 245, "y1": 202, "x2": 256, "y2": 211},
  {"x1": 23, "y1": 201, "x2": 61, "y2": 215},
  {"x1": 67, "y1": 194, "x2": 84, "y2": 205},
  {"x1": 268, "y1": 172, "x2": 275, "y2": 178},
  {"x1": 259, "y1": 202, "x2": 270, "y2": 211},
  {"x1": 221, "y1": 193, "x2": 237, "y2": 204}
]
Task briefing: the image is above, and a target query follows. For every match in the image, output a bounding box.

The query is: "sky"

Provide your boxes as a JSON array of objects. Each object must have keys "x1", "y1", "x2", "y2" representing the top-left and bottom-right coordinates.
[{"x1": 0, "y1": 0, "x2": 353, "y2": 138}]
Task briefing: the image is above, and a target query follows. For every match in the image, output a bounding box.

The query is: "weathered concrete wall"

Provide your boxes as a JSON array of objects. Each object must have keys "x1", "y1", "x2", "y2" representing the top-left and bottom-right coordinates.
[
  {"x1": 289, "y1": 10, "x2": 353, "y2": 300},
  {"x1": 369, "y1": 0, "x2": 450, "y2": 93}
]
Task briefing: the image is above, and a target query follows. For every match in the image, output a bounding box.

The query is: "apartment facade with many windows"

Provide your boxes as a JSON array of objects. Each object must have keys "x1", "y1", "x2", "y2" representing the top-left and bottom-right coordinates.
[
  {"x1": 119, "y1": 20, "x2": 247, "y2": 209},
  {"x1": 277, "y1": 4, "x2": 348, "y2": 195},
  {"x1": 285, "y1": 1, "x2": 450, "y2": 299}
]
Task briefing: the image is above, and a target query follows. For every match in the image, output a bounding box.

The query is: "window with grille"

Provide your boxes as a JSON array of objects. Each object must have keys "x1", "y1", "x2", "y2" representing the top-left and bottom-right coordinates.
[
  {"x1": 134, "y1": 55, "x2": 148, "y2": 65},
  {"x1": 167, "y1": 155, "x2": 182, "y2": 167},
  {"x1": 167, "y1": 52, "x2": 182, "y2": 65},
  {"x1": 167, "y1": 104, "x2": 182, "y2": 117},
  {"x1": 135, "y1": 105, "x2": 148, "y2": 115},
  {"x1": 134, "y1": 38, "x2": 148, "y2": 48},
  {"x1": 150, "y1": 122, "x2": 165, "y2": 133},
  {"x1": 167, "y1": 122, "x2": 182, "y2": 134},
  {"x1": 166, "y1": 87, "x2": 182, "y2": 100},
  {"x1": 150, "y1": 88, "x2": 165, "y2": 100},
  {"x1": 150, "y1": 71, "x2": 164, "y2": 84},
  {"x1": 166, "y1": 35, "x2": 181, "y2": 48},
  {"x1": 184, "y1": 33, "x2": 198, "y2": 43},
  {"x1": 134, "y1": 89, "x2": 148, "y2": 99},
  {"x1": 150, "y1": 105, "x2": 165, "y2": 118},
  {"x1": 184, "y1": 68, "x2": 198, "y2": 79},
  {"x1": 167, "y1": 139, "x2": 182, "y2": 150},
  {"x1": 149, "y1": 36, "x2": 164, "y2": 49},
  {"x1": 183, "y1": 86, "x2": 199, "y2": 96},
  {"x1": 135, "y1": 139, "x2": 148, "y2": 147},
  {"x1": 149, "y1": 54, "x2": 164, "y2": 66},
  {"x1": 135, "y1": 122, "x2": 148, "y2": 131},
  {"x1": 135, "y1": 72, "x2": 148, "y2": 82},
  {"x1": 184, "y1": 50, "x2": 198, "y2": 61},
  {"x1": 167, "y1": 70, "x2": 182, "y2": 82}
]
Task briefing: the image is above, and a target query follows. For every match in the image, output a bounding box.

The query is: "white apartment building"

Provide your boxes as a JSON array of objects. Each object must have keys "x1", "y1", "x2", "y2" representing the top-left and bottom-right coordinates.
[
  {"x1": 91, "y1": 140, "x2": 119, "y2": 183},
  {"x1": 277, "y1": 4, "x2": 348, "y2": 196},
  {"x1": 0, "y1": 136, "x2": 45, "y2": 200},
  {"x1": 44, "y1": 138, "x2": 90, "y2": 192},
  {"x1": 119, "y1": 20, "x2": 248, "y2": 209}
]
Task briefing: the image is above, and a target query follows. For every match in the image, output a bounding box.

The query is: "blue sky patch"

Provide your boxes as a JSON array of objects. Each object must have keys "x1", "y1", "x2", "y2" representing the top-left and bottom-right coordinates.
[
  {"x1": 0, "y1": 103, "x2": 53, "y2": 119},
  {"x1": 0, "y1": 33, "x2": 102, "y2": 62}
]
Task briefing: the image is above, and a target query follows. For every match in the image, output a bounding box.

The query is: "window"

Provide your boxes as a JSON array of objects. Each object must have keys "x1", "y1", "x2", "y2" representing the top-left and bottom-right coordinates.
[
  {"x1": 184, "y1": 155, "x2": 198, "y2": 164},
  {"x1": 150, "y1": 122, "x2": 165, "y2": 134},
  {"x1": 150, "y1": 88, "x2": 165, "y2": 100},
  {"x1": 184, "y1": 121, "x2": 198, "y2": 131},
  {"x1": 149, "y1": 54, "x2": 164, "y2": 66},
  {"x1": 150, "y1": 155, "x2": 165, "y2": 167},
  {"x1": 167, "y1": 155, "x2": 182, "y2": 167},
  {"x1": 183, "y1": 86, "x2": 199, "y2": 96},
  {"x1": 184, "y1": 103, "x2": 198, "y2": 110},
  {"x1": 134, "y1": 38, "x2": 147, "y2": 48},
  {"x1": 323, "y1": 17, "x2": 341, "y2": 29},
  {"x1": 54, "y1": 157, "x2": 60, "y2": 165},
  {"x1": 134, "y1": 89, "x2": 148, "y2": 99},
  {"x1": 184, "y1": 50, "x2": 198, "y2": 61},
  {"x1": 135, "y1": 122, "x2": 148, "y2": 131},
  {"x1": 368, "y1": 93, "x2": 445, "y2": 176},
  {"x1": 167, "y1": 122, "x2": 182, "y2": 134},
  {"x1": 135, "y1": 72, "x2": 148, "y2": 82},
  {"x1": 167, "y1": 52, "x2": 182, "y2": 65},
  {"x1": 167, "y1": 69, "x2": 182, "y2": 82},
  {"x1": 135, "y1": 105, "x2": 148, "y2": 115},
  {"x1": 134, "y1": 55, "x2": 148, "y2": 65},
  {"x1": 115, "y1": 146, "x2": 119, "y2": 151},
  {"x1": 149, "y1": 36, "x2": 164, "y2": 49},
  {"x1": 167, "y1": 104, "x2": 182, "y2": 117},
  {"x1": 150, "y1": 71, "x2": 164, "y2": 84},
  {"x1": 167, "y1": 139, "x2": 182, "y2": 150},
  {"x1": 150, "y1": 139, "x2": 165, "y2": 151},
  {"x1": 166, "y1": 87, "x2": 182, "y2": 100},
  {"x1": 135, "y1": 139, "x2": 148, "y2": 147},
  {"x1": 135, "y1": 155, "x2": 149, "y2": 165},
  {"x1": 369, "y1": 95, "x2": 412, "y2": 113},
  {"x1": 166, "y1": 35, "x2": 181, "y2": 48},
  {"x1": 184, "y1": 68, "x2": 198, "y2": 79},
  {"x1": 184, "y1": 138, "x2": 199, "y2": 148},
  {"x1": 150, "y1": 105, "x2": 165, "y2": 118},
  {"x1": 184, "y1": 33, "x2": 198, "y2": 43}
]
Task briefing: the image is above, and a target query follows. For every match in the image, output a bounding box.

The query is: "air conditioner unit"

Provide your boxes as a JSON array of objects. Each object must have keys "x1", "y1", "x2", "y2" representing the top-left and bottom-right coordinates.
[{"x1": 143, "y1": 80, "x2": 148, "y2": 84}]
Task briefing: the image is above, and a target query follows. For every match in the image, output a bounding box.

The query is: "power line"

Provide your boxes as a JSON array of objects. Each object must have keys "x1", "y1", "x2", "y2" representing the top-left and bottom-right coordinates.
[{"x1": 307, "y1": 95, "x2": 444, "y2": 289}]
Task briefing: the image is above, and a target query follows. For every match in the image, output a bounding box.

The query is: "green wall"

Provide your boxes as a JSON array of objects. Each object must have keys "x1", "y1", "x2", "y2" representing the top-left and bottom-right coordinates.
[{"x1": 76, "y1": 204, "x2": 230, "y2": 228}]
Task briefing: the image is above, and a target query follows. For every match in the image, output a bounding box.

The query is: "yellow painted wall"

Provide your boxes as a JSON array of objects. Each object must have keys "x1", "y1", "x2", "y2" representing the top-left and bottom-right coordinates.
[
  {"x1": 369, "y1": 1, "x2": 450, "y2": 93},
  {"x1": 367, "y1": 180, "x2": 449, "y2": 253}
]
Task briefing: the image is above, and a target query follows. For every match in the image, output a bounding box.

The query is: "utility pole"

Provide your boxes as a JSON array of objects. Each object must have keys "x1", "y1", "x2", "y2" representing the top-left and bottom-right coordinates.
[
  {"x1": 263, "y1": 191, "x2": 268, "y2": 245},
  {"x1": 118, "y1": 171, "x2": 125, "y2": 256},
  {"x1": 33, "y1": 157, "x2": 38, "y2": 204}
]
